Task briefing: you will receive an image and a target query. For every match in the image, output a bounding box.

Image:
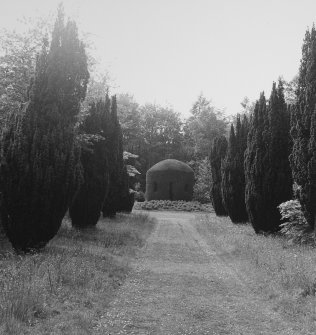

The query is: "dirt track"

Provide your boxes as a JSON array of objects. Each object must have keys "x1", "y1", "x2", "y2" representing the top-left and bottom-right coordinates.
[{"x1": 94, "y1": 211, "x2": 303, "y2": 335}]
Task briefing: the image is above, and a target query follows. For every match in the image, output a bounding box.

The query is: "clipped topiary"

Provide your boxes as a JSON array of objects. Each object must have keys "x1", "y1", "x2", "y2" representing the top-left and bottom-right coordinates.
[{"x1": 146, "y1": 159, "x2": 194, "y2": 201}]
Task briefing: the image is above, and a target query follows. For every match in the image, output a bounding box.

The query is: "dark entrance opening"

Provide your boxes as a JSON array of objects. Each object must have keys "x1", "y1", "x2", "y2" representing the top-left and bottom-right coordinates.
[{"x1": 169, "y1": 182, "x2": 173, "y2": 200}]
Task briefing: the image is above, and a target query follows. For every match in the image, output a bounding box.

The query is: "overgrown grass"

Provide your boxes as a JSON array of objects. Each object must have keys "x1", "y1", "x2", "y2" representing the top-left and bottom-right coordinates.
[
  {"x1": 200, "y1": 214, "x2": 316, "y2": 332},
  {"x1": 0, "y1": 212, "x2": 156, "y2": 335}
]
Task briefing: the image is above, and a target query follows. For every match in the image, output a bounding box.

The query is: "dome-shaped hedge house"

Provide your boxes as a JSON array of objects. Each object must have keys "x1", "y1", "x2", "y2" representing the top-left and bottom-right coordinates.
[{"x1": 146, "y1": 159, "x2": 194, "y2": 201}]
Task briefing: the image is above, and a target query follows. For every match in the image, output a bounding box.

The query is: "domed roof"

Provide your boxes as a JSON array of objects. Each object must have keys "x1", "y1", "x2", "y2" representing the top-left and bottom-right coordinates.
[{"x1": 147, "y1": 159, "x2": 193, "y2": 173}]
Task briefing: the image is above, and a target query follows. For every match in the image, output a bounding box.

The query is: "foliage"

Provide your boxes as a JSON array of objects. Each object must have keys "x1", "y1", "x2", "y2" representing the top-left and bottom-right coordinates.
[
  {"x1": 282, "y1": 75, "x2": 298, "y2": 105},
  {"x1": 0, "y1": 16, "x2": 52, "y2": 121},
  {"x1": 117, "y1": 94, "x2": 142, "y2": 154},
  {"x1": 116, "y1": 99, "x2": 185, "y2": 189},
  {"x1": 134, "y1": 200, "x2": 213, "y2": 212},
  {"x1": 240, "y1": 96, "x2": 255, "y2": 116},
  {"x1": 221, "y1": 115, "x2": 249, "y2": 223},
  {"x1": 115, "y1": 166, "x2": 135, "y2": 214},
  {"x1": 209, "y1": 135, "x2": 228, "y2": 216},
  {"x1": 192, "y1": 158, "x2": 212, "y2": 203},
  {"x1": 245, "y1": 82, "x2": 292, "y2": 233},
  {"x1": 289, "y1": 26, "x2": 316, "y2": 229},
  {"x1": 184, "y1": 94, "x2": 227, "y2": 158},
  {"x1": 278, "y1": 200, "x2": 314, "y2": 245},
  {"x1": 102, "y1": 97, "x2": 134, "y2": 217},
  {"x1": 0, "y1": 5, "x2": 89, "y2": 252},
  {"x1": 139, "y1": 104, "x2": 183, "y2": 168},
  {"x1": 102, "y1": 96, "x2": 123, "y2": 218},
  {"x1": 244, "y1": 94, "x2": 267, "y2": 232},
  {"x1": 134, "y1": 190, "x2": 145, "y2": 202},
  {"x1": 69, "y1": 99, "x2": 110, "y2": 228}
]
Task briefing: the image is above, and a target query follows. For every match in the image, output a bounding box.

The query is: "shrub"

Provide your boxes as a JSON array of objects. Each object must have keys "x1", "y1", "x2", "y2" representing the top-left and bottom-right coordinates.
[
  {"x1": 134, "y1": 191, "x2": 145, "y2": 202},
  {"x1": 278, "y1": 199, "x2": 314, "y2": 245},
  {"x1": 134, "y1": 200, "x2": 213, "y2": 212},
  {"x1": 192, "y1": 158, "x2": 212, "y2": 203}
]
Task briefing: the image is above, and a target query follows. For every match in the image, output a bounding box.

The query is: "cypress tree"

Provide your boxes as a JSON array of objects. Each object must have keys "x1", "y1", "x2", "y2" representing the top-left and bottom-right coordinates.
[
  {"x1": 245, "y1": 83, "x2": 292, "y2": 233},
  {"x1": 264, "y1": 81, "x2": 292, "y2": 226},
  {"x1": 0, "y1": 6, "x2": 89, "y2": 251},
  {"x1": 221, "y1": 114, "x2": 249, "y2": 223},
  {"x1": 102, "y1": 96, "x2": 130, "y2": 218},
  {"x1": 244, "y1": 93, "x2": 268, "y2": 233},
  {"x1": 210, "y1": 135, "x2": 227, "y2": 216},
  {"x1": 290, "y1": 26, "x2": 316, "y2": 228},
  {"x1": 69, "y1": 99, "x2": 110, "y2": 228}
]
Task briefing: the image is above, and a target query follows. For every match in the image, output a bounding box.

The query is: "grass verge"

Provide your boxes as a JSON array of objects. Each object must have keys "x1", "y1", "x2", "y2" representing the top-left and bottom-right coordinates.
[
  {"x1": 199, "y1": 214, "x2": 316, "y2": 333},
  {"x1": 0, "y1": 212, "x2": 156, "y2": 335}
]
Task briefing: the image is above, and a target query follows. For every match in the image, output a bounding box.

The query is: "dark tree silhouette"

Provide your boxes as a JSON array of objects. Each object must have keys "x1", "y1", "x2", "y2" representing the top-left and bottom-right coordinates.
[
  {"x1": 245, "y1": 82, "x2": 292, "y2": 233},
  {"x1": 69, "y1": 99, "x2": 110, "y2": 228},
  {"x1": 210, "y1": 135, "x2": 227, "y2": 216},
  {"x1": 221, "y1": 115, "x2": 249, "y2": 223},
  {"x1": 0, "y1": 5, "x2": 89, "y2": 251},
  {"x1": 290, "y1": 26, "x2": 316, "y2": 228}
]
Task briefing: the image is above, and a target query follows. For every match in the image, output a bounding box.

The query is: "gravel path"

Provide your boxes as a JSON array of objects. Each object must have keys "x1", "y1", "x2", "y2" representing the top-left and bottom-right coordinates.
[{"x1": 94, "y1": 211, "x2": 302, "y2": 335}]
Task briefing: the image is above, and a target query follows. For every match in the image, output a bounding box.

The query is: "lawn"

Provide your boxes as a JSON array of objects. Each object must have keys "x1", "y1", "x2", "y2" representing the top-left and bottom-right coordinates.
[
  {"x1": 199, "y1": 214, "x2": 316, "y2": 333},
  {"x1": 0, "y1": 212, "x2": 156, "y2": 335}
]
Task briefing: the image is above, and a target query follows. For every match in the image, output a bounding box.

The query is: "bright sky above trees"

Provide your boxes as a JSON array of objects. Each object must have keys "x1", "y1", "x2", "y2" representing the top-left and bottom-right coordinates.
[{"x1": 1, "y1": 0, "x2": 316, "y2": 116}]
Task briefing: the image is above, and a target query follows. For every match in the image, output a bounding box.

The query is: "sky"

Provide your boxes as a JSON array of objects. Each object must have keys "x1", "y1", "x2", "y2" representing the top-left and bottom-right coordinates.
[{"x1": 1, "y1": 0, "x2": 316, "y2": 117}]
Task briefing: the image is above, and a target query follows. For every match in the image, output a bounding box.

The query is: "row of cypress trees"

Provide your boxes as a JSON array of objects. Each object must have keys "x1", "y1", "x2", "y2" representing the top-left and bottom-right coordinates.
[
  {"x1": 210, "y1": 26, "x2": 316, "y2": 233},
  {"x1": 210, "y1": 80, "x2": 292, "y2": 233},
  {"x1": 290, "y1": 26, "x2": 316, "y2": 230},
  {"x1": 221, "y1": 114, "x2": 249, "y2": 223},
  {"x1": 0, "y1": 6, "x2": 132, "y2": 252},
  {"x1": 244, "y1": 82, "x2": 292, "y2": 233}
]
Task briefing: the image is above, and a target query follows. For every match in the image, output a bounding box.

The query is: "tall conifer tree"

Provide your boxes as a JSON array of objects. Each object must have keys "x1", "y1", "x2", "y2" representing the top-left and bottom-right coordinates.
[
  {"x1": 69, "y1": 99, "x2": 110, "y2": 228},
  {"x1": 245, "y1": 83, "x2": 292, "y2": 233},
  {"x1": 244, "y1": 93, "x2": 268, "y2": 232},
  {"x1": 210, "y1": 135, "x2": 227, "y2": 216},
  {"x1": 102, "y1": 96, "x2": 133, "y2": 217},
  {"x1": 290, "y1": 26, "x2": 316, "y2": 228},
  {"x1": 221, "y1": 115, "x2": 249, "y2": 223},
  {"x1": 0, "y1": 6, "x2": 89, "y2": 251},
  {"x1": 264, "y1": 81, "x2": 292, "y2": 226}
]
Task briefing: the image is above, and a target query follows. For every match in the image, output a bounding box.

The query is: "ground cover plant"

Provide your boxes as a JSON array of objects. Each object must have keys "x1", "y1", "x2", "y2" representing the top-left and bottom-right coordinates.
[
  {"x1": 134, "y1": 200, "x2": 213, "y2": 212},
  {"x1": 0, "y1": 212, "x2": 156, "y2": 335},
  {"x1": 199, "y1": 214, "x2": 316, "y2": 333}
]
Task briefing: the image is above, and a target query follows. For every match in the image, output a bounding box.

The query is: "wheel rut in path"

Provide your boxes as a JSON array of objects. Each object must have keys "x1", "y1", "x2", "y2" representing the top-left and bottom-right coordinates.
[{"x1": 94, "y1": 211, "x2": 302, "y2": 335}]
